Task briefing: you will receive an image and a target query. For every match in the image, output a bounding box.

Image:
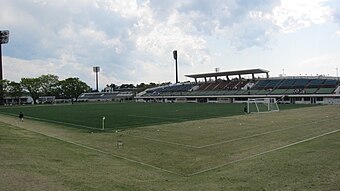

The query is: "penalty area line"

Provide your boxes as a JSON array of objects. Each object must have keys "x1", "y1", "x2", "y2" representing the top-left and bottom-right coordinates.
[
  {"x1": 124, "y1": 134, "x2": 199, "y2": 149},
  {"x1": 198, "y1": 115, "x2": 340, "y2": 149},
  {"x1": 13, "y1": 125, "x2": 182, "y2": 177},
  {"x1": 188, "y1": 128, "x2": 340, "y2": 177},
  {"x1": 122, "y1": 116, "x2": 339, "y2": 150}
]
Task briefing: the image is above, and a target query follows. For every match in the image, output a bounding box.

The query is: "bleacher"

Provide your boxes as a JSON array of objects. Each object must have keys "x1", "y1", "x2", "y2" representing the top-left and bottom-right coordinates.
[
  {"x1": 136, "y1": 68, "x2": 340, "y2": 105},
  {"x1": 78, "y1": 92, "x2": 134, "y2": 101},
  {"x1": 143, "y1": 83, "x2": 195, "y2": 96},
  {"x1": 316, "y1": 88, "x2": 336, "y2": 94},
  {"x1": 292, "y1": 79, "x2": 309, "y2": 88},
  {"x1": 250, "y1": 78, "x2": 339, "y2": 95},
  {"x1": 277, "y1": 79, "x2": 295, "y2": 88},
  {"x1": 140, "y1": 77, "x2": 339, "y2": 98}
]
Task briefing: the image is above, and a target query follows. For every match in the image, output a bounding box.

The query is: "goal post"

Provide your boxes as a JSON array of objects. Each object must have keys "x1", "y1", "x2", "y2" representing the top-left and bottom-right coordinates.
[{"x1": 247, "y1": 98, "x2": 279, "y2": 113}]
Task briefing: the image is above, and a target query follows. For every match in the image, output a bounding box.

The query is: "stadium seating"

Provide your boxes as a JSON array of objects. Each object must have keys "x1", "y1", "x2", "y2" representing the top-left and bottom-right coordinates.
[
  {"x1": 278, "y1": 79, "x2": 296, "y2": 88},
  {"x1": 138, "y1": 77, "x2": 340, "y2": 102},
  {"x1": 78, "y1": 92, "x2": 133, "y2": 101},
  {"x1": 308, "y1": 79, "x2": 325, "y2": 88},
  {"x1": 292, "y1": 79, "x2": 309, "y2": 88},
  {"x1": 316, "y1": 88, "x2": 335, "y2": 94}
]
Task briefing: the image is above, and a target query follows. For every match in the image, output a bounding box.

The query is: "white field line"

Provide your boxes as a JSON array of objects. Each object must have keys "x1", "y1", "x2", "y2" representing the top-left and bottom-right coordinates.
[
  {"x1": 197, "y1": 116, "x2": 338, "y2": 148},
  {"x1": 125, "y1": 134, "x2": 199, "y2": 149},
  {"x1": 8, "y1": 124, "x2": 182, "y2": 177},
  {"x1": 2, "y1": 113, "x2": 339, "y2": 177},
  {"x1": 28, "y1": 116, "x2": 100, "y2": 130},
  {"x1": 0, "y1": 112, "x2": 100, "y2": 131},
  {"x1": 188, "y1": 128, "x2": 340, "y2": 177},
  {"x1": 2, "y1": 111, "x2": 337, "y2": 150},
  {"x1": 124, "y1": 115, "x2": 339, "y2": 149}
]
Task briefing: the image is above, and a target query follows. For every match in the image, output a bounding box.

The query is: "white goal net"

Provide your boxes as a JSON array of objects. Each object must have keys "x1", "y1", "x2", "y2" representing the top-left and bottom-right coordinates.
[{"x1": 247, "y1": 98, "x2": 279, "y2": 113}]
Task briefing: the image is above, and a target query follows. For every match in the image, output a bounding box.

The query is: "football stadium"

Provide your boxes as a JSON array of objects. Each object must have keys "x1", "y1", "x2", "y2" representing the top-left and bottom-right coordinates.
[
  {"x1": 1, "y1": 1, "x2": 340, "y2": 190},
  {"x1": 0, "y1": 68, "x2": 340, "y2": 190}
]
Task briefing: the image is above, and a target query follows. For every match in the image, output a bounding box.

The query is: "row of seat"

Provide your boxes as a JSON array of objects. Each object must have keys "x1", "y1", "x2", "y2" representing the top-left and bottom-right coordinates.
[
  {"x1": 78, "y1": 92, "x2": 134, "y2": 100},
  {"x1": 146, "y1": 84, "x2": 195, "y2": 93},
  {"x1": 142, "y1": 78, "x2": 339, "y2": 97},
  {"x1": 253, "y1": 78, "x2": 338, "y2": 89},
  {"x1": 142, "y1": 87, "x2": 336, "y2": 97},
  {"x1": 196, "y1": 81, "x2": 248, "y2": 91}
]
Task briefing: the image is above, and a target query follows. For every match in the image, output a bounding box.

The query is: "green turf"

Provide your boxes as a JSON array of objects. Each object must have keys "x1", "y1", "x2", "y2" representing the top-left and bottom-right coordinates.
[
  {"x1": 0, "y1": 105, "x2": 339, "y2": 190},
  {"x1": 0, "y1": 102, "x2": 312, "y2": 130}
]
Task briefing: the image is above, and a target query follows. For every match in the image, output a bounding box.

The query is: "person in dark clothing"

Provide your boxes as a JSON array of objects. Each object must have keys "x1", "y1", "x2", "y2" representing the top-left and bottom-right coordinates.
[
  {"x1": 19, "y1": 112, "x2": 24, "y2": 122},
  {"x1": 243, "y1": 105, "x2": 248, "y2": 114}
]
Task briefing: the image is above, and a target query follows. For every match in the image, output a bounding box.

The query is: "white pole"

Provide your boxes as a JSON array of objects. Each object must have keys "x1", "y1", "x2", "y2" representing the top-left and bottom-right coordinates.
[
  {"x1": 247, "y1": 99, "x2": 250, "y2": 113},
  {"x1": 268, "y1": 99, "x2": 270, "y2": 111},
  {"x1": 102, "y1": 116, "x2": 106, "y2": 130}
]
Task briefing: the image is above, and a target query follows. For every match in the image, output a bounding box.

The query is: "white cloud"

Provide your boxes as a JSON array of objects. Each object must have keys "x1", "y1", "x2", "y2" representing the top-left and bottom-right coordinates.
[
  {"x1": 270, "y1": 0, "x2": 332, "y2": 33},
  {"x1": 96, "y1": 0, "x2": 143, "y2": 18},
  {"x1": 286, "y1": 55, "x2": 340, "y2": 76},
  {"x1": 1, "y1": 0, "x2": 339, "y2": 88}
]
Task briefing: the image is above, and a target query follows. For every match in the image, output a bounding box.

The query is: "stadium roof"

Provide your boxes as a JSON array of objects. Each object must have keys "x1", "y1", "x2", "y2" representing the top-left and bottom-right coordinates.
[{"x1": 185, "y1": 68, "x2": 269, "y2": 82}]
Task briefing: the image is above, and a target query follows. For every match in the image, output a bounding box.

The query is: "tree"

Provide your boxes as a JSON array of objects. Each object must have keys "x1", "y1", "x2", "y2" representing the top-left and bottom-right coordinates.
[
  {"x1": 7, "y1": 81, "x2": 23, "y2": 104},
  {"x1": 0, "y1": 80, "x2": 9, "y2": 97},
  {"x1": 39, "y1": 74, "x2": 59, "y2": 96},
  {"x1": 120, "y1": 84, "x2": 135, "y2": 89},
  {"x1": 59, "y1": 78, "x2": 90, "y2": 102},
  {"x1": 104, "y1": 83, "x2": 117, "y2": 92},
  {"x1": 136, "y1": 82, "x2": 162, "y2": 92},
  {"x1": 21, "y1": 77, "x2": 41, "y2": 104},
  {"x1": 1, "y1": 80, "x2": 24, "y2": 104},
  {"x1": 108, "y1": 83, "x2": 117, "y2": 89}
]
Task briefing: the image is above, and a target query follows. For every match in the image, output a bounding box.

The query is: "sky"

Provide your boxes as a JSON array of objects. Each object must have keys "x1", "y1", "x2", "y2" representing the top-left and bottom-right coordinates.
[{"x1": 1, "y1": 0, "x2": 340, "y2": 90}]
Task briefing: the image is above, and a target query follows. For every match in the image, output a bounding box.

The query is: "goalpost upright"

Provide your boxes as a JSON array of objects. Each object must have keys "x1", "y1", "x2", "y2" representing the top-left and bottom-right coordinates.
[{"x1": 247, "y1": 98, "x2": 279, "y2": 114}]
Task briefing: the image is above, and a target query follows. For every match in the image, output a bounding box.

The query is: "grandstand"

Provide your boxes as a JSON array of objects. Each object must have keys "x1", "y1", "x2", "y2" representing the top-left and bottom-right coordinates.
[
  {"x1": 78, "y1": 91, "x2": 134, "y2": 102},
  {"x1": 135, "y1": 69, "x2": 340, "y2": 105}
]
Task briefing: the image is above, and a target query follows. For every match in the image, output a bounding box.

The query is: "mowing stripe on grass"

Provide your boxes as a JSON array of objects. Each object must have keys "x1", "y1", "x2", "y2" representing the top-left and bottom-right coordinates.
[
  {"x1": 127, "y1": 114, "x2": 189, "y2": 122},
  {"x1": 6, "y1": 122, "x2": 183, "y2": 177},
  {"x1": 188, "y1": 128, "x2": 340, "y2": 176},
  {"x1": 0, "y1": 112, "x2": 100, "y2": 131},
  {"x1": 198, "y1": 115, "x2": 339, "y2": 149},
  {"x1": 125, "y1": 134, "x2": 200, "y2": 149},
  {"x1": 123, "y1": 115, "x2": 339, "y2": 149}
]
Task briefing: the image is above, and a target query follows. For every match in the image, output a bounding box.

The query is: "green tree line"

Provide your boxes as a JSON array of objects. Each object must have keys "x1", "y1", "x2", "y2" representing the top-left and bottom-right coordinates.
[{"x1": 0, "y1": 74, "x2": 90, "y2": 104}]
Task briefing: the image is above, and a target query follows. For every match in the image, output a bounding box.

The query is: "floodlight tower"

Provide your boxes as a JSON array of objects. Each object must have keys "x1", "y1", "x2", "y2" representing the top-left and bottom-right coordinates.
[
  {"x1": 93, "y1": 66, "x2": 100, "y2": 92},
  {"x1": 0, "y1": 30, "x2": 10, "y2": 105},
  {"x1": 173, "y1": 50, "x2": 179, "y2": 84}
]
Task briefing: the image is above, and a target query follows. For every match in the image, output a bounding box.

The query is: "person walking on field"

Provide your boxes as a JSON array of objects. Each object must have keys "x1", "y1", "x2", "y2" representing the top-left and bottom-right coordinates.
[{"x1": 19, "y1": 112, "x2": 24, "y2": 122}]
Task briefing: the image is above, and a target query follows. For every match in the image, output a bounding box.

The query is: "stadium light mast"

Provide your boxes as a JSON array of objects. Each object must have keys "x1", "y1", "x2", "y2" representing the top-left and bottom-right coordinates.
[
  {"x1": 173, "y1": 50, "x2": 179, "y2": 84},
  {"x1": 0, "y1": 30, "x2": 10, "y2": 105},
  {"x1": 93, "y1": 66, "x2": 100, "y2": 92}
]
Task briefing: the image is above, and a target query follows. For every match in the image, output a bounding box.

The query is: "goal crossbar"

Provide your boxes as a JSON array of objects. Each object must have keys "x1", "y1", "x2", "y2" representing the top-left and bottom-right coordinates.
[{"x1": 247, "y1": 98, "x2": 279, "y2": 113}]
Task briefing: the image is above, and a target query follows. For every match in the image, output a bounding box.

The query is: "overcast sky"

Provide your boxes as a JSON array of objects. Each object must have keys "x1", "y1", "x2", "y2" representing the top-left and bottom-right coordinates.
[{"x1": 1, "y1": 0, "x2": 340, "y2": 89}]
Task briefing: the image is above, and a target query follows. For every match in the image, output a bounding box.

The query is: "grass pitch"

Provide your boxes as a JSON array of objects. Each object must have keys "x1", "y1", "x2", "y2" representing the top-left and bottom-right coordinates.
[
  {"x1": 0, "y1": 103, "x2": 339, "y2": 190},
  {"x1": 0, "y1": 102, "x2": 309, "y2": 130}
]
